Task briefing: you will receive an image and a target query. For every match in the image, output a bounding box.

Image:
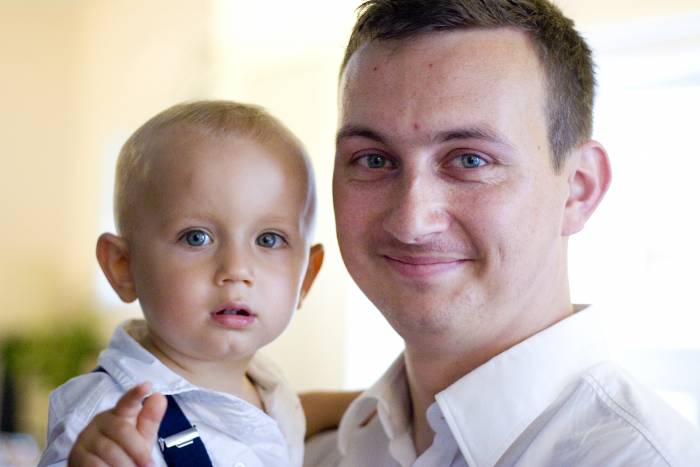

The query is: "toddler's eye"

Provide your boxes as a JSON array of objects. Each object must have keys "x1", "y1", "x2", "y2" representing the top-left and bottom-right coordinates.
[
  {"x1": 459, "y1": 153, "x2": 487, "y2": 168},
  {"x1": 256, "y1": 232, "x2": 285, "y2": 249},
  {"x1": 182, "y1": 229, "x2": 212, "y2": 247}
]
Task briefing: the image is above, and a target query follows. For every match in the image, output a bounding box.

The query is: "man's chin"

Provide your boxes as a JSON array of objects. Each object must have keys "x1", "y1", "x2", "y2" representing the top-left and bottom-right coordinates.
[{"x1": 371, "y1": 293, "x2": 483, "y2": 332}]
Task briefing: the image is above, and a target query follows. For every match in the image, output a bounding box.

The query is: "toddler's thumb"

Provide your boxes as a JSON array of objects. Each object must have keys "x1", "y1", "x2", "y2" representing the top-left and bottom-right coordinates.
[{"x1": 138, "y1": 392, "x2": 167, "y2": 442}]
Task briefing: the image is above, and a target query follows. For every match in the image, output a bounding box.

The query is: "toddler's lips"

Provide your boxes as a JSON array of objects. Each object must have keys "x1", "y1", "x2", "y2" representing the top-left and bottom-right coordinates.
[
  {"x1": 211, "y1": 305, "x2": 256, "y2": 329},
  {"x1": 215, "y1": 308, "x2": 254, "y2": 317}
]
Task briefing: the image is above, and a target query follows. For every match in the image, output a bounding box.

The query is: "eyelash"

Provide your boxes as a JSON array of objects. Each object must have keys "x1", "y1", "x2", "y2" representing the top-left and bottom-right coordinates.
[
  {"x1": 351, "y1": 151, "x2": 488, "y2": 169},
  {"x1": 352, "y1": 152, "x2": 397, "y2": 169},
  {"x1": 256, "y1": 232, "x2": 287, "y2": 249},
  {"x1": 449, "y1": 152, "x2": 488, "y2": 168},
  {"x1": 178, "y1": 229, "x2": 212, "y2": 247}
]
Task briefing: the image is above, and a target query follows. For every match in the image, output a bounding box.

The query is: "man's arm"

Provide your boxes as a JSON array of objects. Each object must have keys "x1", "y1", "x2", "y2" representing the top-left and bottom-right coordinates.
[{"x1": 299, "y1": 390, "x2": 361, "y2": 440}]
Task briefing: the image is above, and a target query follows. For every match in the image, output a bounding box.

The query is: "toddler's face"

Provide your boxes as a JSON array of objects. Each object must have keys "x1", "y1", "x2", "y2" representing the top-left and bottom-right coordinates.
[{"x1": 126, "y1": 131, "x2": 314, "y2": 363}]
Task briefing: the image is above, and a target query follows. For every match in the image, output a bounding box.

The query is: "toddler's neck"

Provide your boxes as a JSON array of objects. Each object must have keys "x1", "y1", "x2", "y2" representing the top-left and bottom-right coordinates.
[{"x1": 126, "y1": 320, "x2": 264, "y2": 410}]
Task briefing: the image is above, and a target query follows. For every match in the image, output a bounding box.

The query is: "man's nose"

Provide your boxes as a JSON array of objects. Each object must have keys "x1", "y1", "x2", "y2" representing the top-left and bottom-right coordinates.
[
  {"x1": 381, "y1": 172, "x2": 450, "y2": 244},
  {"x1": 213, "y1": 243, "x2": 254, "y2": 286}
]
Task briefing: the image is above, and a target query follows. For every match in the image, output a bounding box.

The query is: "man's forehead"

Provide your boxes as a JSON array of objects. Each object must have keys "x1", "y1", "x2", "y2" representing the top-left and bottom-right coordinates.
[
  {"x1": 342, "y1": 28, "x2": 538, "y2": 80},
  {"x1": 336, "y1": 28, "x2": 549, "y2": 158},
  {"x1": 339, "y1": 30, "x2": 544, "y2": 113}
]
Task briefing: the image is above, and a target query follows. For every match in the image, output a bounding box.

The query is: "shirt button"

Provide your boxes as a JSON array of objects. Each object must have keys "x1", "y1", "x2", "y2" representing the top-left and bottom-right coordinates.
[{"x1": 234, "y1": 463, "x2": 245, "y2": 467}]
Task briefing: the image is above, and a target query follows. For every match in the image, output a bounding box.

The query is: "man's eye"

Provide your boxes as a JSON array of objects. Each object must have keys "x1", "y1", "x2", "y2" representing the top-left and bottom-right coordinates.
[
  {"x1": 256, "y1": 232, "x2": 285, "y2": 249},
  {"x1": 357, "y1": 153, "x2": 392, "y2": 169},
  {"x1": 459, "y1": 153, "x2": 487, "y2": 168},
  {"x1": 182, "y1": 229, "x2": 212, "y2": 247}
]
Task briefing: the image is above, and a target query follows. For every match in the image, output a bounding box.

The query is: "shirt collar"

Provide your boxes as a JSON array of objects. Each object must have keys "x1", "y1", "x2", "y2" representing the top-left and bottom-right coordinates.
[
  {"x1": 248, "y1": 353, "x2": 306, "y2": 463},
  {"x1": 338, "y1": 354, "x2": 412, "y2": 456},
  {"x1": 98, "y1": 320, "x2": 304, "y2": 463},
  {"x1": 337, "y1": 306, "x2": 607, "y2": 467},
  {"x1": 98, "y1": 320, "x2": 298, "y2": 403},
  {"x1": 98, "y1": 319, "x2": 195, "y2": 394},
  {"x1": 435, "y1": 305, "x2": 608, "y2": 466}
]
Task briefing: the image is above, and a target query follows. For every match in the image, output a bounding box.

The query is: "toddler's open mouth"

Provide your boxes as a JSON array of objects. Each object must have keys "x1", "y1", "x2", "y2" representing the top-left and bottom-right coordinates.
[
  {"x1": 216, "y1": 308, "x2": 252, "y2": 317},
  {"x1": 211, "y1": 304, "x2": 257, "y2": 329}
]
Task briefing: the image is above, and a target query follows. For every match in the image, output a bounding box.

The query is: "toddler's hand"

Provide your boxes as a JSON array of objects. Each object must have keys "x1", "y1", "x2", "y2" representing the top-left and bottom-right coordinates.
[{"x1": 68, "y1": 382, "x2": 167, "y2": 467}]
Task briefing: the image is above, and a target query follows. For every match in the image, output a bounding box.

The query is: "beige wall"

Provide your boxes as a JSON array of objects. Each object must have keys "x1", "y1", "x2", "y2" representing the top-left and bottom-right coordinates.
[
  {"x1": 2, "y1": 2, "x2": 87, "y2": 331},
  {"x1": 0, "y1": 0, "x2": 213, "y2": 332},
  {"x1": 0, "y1": 0, "x2": 215, "y2": 441}
]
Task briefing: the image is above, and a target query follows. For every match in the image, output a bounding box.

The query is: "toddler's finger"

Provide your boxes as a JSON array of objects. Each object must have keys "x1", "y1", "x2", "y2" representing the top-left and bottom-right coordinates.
[
  {"x1": 113, "y1": 382, "x2": 152, "y2": 419},
  {"x1": 96, "y1": 419, "x2": 153, "y2": 467},
  {"x1": 70, "y1": 434, "x2": 136, "y2": 467},
  {"x1": 137, "y1": 392, "x2": 167, "y2": 442},
  {"x1": 68, "y1": 445, "x2": 110, "y2": 467}
]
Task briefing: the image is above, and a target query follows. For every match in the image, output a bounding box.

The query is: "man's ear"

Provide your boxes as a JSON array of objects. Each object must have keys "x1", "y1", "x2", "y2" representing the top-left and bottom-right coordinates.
[
  {"x1": 96, "y1": 233, "x2": 138, "y2": 303},
  {"x1": 298, "y1": 243, "x2": 324, "y2": 309},
  {"x1": 562, "y1": 140, "x2": 612, "y2": 236}
]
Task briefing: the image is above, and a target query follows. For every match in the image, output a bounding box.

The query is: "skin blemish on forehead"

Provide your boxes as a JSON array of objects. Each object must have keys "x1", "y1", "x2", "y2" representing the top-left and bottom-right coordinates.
[
  {"x1": 428, "y1": 63, "x2": 433, "y2": 68},
  {"x1": 373, "y1": 66, "x2": 378, "y2": 71},
  {"x1": 413, "y1": 122, "x2": 421, "y2": 131}
]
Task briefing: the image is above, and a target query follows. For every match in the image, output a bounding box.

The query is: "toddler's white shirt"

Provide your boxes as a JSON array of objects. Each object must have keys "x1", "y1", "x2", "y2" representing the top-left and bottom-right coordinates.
[{"x1": 39, "y1": 319, "x2": 305, "y2": 467}]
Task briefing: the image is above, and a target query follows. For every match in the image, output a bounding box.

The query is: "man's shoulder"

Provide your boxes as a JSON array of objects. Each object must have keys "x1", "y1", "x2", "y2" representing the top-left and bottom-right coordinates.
[{"x1": 518, "y1": 362, "x2": 700, "y2": 466}]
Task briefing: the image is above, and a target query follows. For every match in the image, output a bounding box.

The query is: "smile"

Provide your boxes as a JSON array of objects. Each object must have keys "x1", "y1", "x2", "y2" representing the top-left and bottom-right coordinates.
[{"x1": 382, "y1": 254, "x2": 469, "y2": 279}]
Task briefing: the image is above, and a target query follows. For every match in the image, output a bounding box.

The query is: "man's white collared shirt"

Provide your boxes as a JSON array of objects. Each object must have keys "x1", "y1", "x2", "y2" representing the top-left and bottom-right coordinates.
[
  {"x1": 39, "y1": 320, "x2": 305, "y2": 467},
  {"x1": 305, "y1": 307, "x2": 700, "y2": 466}
]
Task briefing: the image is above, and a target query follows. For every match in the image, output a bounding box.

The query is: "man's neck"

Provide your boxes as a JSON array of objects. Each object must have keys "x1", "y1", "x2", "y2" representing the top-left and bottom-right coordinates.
[
  {"x1": 403, "y1": 301, "x2": 575, "y2": 456},
  {"x1": 404, "y1": 344, "x2": 495, "y2": 455}
]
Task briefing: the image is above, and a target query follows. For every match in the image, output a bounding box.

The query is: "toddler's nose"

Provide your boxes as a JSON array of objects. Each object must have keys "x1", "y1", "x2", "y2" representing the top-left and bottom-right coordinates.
[{"x1": 214, "y1": 247, "x2": 254, "y2": 286}]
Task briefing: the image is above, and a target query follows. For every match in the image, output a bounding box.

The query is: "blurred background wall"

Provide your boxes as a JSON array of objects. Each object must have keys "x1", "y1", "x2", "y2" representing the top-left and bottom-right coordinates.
[{"x1": 0, "y1": 0, "x2": 699, "y2": 452}]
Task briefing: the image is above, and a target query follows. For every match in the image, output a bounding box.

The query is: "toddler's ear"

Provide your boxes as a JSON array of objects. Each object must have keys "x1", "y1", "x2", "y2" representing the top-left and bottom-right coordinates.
[
  {"x1": 96, "y1": 233, "x2": 138, "y2": 303},
  {"x1": 298, "y1": 244, "x2": 324, "y2": 309}
]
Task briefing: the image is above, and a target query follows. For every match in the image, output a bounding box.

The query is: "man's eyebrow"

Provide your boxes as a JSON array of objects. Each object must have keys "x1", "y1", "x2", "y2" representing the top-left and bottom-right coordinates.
[
  {"x1": 434, "y1": 127, "x2": 514, "y2": 148},
  {"x1": 336, "y1": 124, "x2": 514, "y2": 149},
  {"x1": 336, "y1": 125, "x2": 387, "y2": 145}
]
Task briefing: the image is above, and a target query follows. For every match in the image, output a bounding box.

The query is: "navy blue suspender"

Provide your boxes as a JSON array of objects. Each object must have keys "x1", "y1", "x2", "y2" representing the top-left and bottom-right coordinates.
[
  {"x1": 157, "y1": 394, "x2": 213, "y2": 466},
  {"x1": 92, "y1": 367, "x2": 214, "y2": 467}
]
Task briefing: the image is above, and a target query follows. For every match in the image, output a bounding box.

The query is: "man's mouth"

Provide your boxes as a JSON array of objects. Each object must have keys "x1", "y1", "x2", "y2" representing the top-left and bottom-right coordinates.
[
  {"x1": 384, "y1": 255, "x2": 465, "y2": 265},
  {"x1": 381, "y1": 254, "x2": 470, "y2": 279}
]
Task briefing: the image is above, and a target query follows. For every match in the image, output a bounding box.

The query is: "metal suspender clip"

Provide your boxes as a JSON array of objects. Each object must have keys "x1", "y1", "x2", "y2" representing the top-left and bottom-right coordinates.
[{"x1": 158, "y1": 426, "x2": 201, "y2": 451}]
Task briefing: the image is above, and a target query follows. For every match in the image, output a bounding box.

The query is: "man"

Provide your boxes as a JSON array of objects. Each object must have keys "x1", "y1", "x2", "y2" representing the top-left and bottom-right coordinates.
[
  {"x1": 68, "y1": 1, "x2": 700, "y2": 466},
  {"x1": 305, "y1": 0, "x2": 700, "y2": 465}
]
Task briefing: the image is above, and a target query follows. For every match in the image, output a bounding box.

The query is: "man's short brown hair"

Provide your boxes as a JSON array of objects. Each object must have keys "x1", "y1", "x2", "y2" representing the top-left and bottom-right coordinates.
[{"x1": 341, "y1": 0, "x2": 595, "y2": 170}]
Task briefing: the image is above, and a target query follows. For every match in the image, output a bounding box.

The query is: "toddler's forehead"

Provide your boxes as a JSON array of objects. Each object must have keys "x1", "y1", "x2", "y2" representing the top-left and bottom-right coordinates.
[
  {"x1": 160, "y1": 124, "x2": 301, "y2": 163},
  {"x1": 140, "y1": 129, "x2": 312, "y2": 213}
]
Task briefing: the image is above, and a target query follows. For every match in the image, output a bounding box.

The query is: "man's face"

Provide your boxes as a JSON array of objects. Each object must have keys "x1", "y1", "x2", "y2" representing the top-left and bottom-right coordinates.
[{"x1": 334, "y1": 29, "x2": 573, "y2": 347}]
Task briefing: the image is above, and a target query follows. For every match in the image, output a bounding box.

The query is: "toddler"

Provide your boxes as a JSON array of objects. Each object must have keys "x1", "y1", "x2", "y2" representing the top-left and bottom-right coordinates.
[{"x1": 39, "y1": 100, "x2": 324, "y2": 467}]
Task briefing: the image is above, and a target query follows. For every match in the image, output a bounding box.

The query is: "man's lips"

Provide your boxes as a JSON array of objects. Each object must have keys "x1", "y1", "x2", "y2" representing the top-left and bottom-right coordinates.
[
  {"x1": 385, "y1": 254, "x2": 466, "y2": 265},
  {"x1": 382, "y1": 254, "x2": 471, "y2": 278}
]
